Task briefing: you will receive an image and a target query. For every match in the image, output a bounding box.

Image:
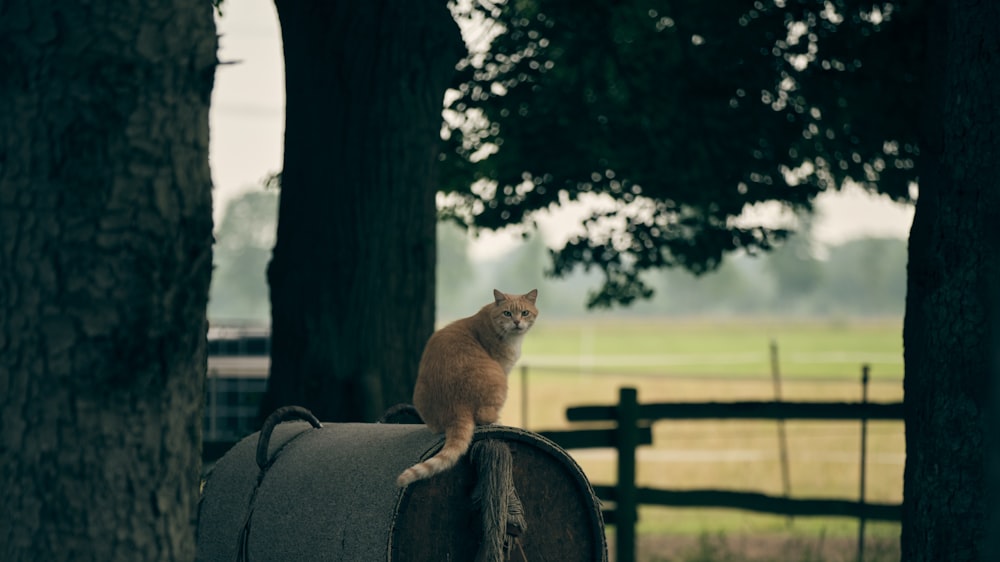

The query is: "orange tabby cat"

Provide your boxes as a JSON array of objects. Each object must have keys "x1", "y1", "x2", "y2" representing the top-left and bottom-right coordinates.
[{"x1": 396, "y1": 289, "x2": 539, "y2": 487}]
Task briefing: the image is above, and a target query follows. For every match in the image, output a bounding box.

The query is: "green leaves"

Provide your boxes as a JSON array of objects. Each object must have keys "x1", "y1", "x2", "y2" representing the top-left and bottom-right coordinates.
[{"x1": 440, "y1": 0, "x2": 922, "y2": 307}]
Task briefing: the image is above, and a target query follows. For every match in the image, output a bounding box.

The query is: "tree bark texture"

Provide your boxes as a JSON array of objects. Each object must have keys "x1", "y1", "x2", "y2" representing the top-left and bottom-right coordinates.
[
  {"x1": 902, "y1": 0, "x2": 1000, "y2": 560},
  {"x1": 263, "y1": 1, "x2": 463, "y2": 422},
  {"x1": 0, "y1": 2, "x2": 216, "y2": 561}
]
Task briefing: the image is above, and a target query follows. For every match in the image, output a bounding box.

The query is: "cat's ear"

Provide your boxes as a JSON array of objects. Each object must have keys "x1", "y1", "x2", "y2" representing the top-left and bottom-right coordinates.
[
  {"x1": 524, "y1": 289, "x2": 538, "y2": 304},
  {"x1": 493, "y1": 289, "x2": 507, "y2": 305}
]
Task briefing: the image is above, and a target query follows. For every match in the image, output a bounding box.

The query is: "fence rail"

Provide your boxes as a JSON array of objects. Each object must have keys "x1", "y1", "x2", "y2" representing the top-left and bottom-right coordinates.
[
  {"x1": 567, "y1": 400, "x2": 904, "y2": 422},
  {"x1": 539, "y1": 386, "x2": 904, "y2": 562},
  {"x1": 591, "y1": 486, "x2": 901, "y2": 521}
]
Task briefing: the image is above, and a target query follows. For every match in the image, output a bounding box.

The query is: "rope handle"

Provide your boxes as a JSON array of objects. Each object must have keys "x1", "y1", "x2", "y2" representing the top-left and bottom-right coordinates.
[{"x1": 255, "y1": 405, "x2": 322, "y2": 470}]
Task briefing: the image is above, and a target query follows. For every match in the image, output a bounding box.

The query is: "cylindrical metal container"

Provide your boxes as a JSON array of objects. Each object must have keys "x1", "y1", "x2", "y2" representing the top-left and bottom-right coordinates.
[{"x1": 197, "y1": 417, "x2": 606, "y2": 561}]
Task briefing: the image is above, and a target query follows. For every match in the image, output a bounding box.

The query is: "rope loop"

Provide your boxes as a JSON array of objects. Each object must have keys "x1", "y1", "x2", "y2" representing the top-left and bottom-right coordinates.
[
  {"x1": 255, "y1": 405, "x2": 322, "y2": 470},
  {"x1": 236, "y1": 406, "x2": 322, "y2": 562}
]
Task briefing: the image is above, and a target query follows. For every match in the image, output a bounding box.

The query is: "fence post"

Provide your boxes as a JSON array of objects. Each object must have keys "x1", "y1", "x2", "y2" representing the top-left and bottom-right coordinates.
[
  {"x1": 207, "y1": 368, "x2": 218, "y2": 442},
  {"x1": 770, "y1": 339, "x2": 792, "y2": 528},
  {"x1": 521, "y1": 364, "x2": 529, "y2": 429},
  {"x1": 857, "y1": 364, "x2": 870, "y2": 562},
  {"x1": 616, "y1": 387, "x2": 640, "y2": 562}
]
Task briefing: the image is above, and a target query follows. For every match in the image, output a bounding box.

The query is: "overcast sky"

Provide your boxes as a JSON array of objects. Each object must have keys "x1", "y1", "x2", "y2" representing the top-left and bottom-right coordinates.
[{"x1": 209, "y1": 0, "x2": 915, "y2": 257}]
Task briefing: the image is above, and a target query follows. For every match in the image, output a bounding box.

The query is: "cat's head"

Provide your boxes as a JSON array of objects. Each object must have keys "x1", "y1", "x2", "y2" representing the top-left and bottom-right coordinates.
[{"x1": 489, "y1": 289, "x2": 538, "y2": 337}]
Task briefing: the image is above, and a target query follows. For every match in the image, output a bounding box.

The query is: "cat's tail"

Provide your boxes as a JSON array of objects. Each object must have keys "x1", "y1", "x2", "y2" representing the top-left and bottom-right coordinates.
[{"x1": 396, "y1": 418, "x2": 475, "y2": 487}]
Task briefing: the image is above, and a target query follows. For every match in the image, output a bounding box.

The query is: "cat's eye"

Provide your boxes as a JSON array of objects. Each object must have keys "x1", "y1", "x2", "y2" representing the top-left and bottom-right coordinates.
[
  {"x1": 521, "y1": 311, "x2": 530, "y2": 317},
  {"x1": 503, "y1": 311, "x2": 512, "y2": 317}
]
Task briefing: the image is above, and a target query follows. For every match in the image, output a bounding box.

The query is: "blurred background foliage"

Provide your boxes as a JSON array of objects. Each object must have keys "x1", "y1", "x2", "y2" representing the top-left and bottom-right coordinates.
[{"x1": 208, "y1": 187, "x2": 905, "y2": 324}]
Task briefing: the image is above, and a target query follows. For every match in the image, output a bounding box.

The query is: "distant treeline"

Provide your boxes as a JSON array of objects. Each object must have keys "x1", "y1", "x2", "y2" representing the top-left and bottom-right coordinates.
[
  {"x1": 436, "y1": 222, "x2": 906, "y2": 321},
  {"x1": 207, "y1": 190, "x2": 906, "y2": 324}
]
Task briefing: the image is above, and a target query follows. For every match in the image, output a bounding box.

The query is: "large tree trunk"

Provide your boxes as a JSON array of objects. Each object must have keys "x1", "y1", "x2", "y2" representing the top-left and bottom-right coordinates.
[
  {"x1": 0, "y1": 2, "x2": 216, "y2": 561},
  {"x1": 902, "y1": 0, "x2": 1000, "y2": 560},
  {"x1": 263, "y1": 1, "x2": 463, "y2": 422}
]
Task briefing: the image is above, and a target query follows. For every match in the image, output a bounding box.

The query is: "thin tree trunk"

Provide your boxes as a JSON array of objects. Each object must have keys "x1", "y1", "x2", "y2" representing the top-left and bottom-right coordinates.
[
  {"x1": 902, "y1": 0, "x2": 1000, "y2": 560},
  {"x1": 263, "y1": 1, "x2": 463, "y2": 422},
  {"x1": 0, "y1": 2, "x2": 216, "y2": 561}
]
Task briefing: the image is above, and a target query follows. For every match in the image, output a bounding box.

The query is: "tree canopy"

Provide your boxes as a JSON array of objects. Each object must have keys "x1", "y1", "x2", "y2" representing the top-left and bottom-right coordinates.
[{"x1": 440, "y1": 0, "x2": 922, "y2": 306}]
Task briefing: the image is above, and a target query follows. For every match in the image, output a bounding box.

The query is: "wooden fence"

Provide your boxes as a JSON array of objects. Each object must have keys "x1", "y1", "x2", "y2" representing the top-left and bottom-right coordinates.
[{"x1": 538, "y1": 387, "x2": 904, "y2": 562}]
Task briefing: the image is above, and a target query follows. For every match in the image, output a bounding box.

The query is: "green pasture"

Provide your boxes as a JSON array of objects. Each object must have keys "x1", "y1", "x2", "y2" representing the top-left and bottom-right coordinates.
[
  {"x1": 520, "y1": 316, "x2": 904, "y2": 379},
  {"x1": 504, "y1": 317, "x2": 905, "y2": 560}
]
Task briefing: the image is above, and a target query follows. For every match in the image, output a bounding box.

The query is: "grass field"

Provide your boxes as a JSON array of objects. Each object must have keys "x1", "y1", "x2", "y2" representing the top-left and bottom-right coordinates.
[
  {"x1": 519, "y1": 316, "x2": 904, "y2": 378},
  {"x1": 501, "y1": 317, "x2": 905, "y2": 561}
]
